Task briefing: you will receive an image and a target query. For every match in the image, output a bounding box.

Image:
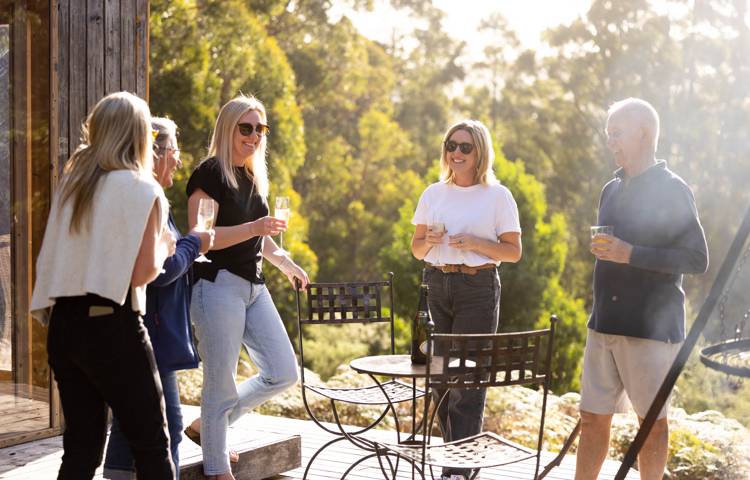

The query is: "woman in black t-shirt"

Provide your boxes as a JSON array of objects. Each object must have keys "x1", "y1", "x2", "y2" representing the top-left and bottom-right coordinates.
[{"x1": 183, "y1": 95, "x2": 308, "y2": 480}]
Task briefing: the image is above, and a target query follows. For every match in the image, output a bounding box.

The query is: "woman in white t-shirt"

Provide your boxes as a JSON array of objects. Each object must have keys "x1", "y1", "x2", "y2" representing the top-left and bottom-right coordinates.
[{"x1": 411, "y1": 119, "x2": 522, "y2": 480}]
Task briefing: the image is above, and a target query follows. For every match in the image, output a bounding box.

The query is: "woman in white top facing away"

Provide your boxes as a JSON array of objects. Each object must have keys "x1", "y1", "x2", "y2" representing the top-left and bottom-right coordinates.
[
  {"x1": 30, "y1": 92, "x2": 176, "y2": 480},
  {"x1": 183, "y1": 95, "x2": 308, "y2": 480},
  {"x1": 411, "y1": 119, "x2": 522, "y2": 480}
]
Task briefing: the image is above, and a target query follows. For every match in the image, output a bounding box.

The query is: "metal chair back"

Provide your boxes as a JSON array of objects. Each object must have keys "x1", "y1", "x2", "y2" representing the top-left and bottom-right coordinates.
[{"x1": 421, "y1": 316, "x2": 558, "y2": 479}]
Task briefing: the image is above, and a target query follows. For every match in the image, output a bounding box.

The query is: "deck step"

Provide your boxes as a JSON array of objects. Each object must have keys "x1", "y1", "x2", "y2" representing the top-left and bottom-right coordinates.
[{"x1": 180, "y1": 432, "x2": 301, "y2": 480}]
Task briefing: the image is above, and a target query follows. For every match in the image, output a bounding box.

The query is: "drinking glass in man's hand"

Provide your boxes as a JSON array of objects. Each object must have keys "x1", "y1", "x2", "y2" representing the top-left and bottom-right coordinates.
[{"x1": 590, "y1": 225, "x2": 614, "y2": 240}]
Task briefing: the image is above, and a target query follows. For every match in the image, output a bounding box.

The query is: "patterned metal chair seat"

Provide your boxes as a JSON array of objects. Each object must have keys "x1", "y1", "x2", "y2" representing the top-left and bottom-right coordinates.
[
  {"x1": 377, "y1": 432, "x2": 535, "y2": 470},
  {"x1": 305, "y1": 380, "x2": 423, "y2": 405}
]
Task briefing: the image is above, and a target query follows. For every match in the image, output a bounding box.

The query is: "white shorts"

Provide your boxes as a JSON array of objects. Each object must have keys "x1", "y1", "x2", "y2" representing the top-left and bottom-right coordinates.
[{"x1": 580, "y1": 329, "x2": 681, "y2": 419}]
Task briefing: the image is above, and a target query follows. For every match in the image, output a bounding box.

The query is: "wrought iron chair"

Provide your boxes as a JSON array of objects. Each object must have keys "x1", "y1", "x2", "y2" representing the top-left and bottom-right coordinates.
[
  {"x1": 374, "y1": 316, "x2": 558, "y2": 480},
  {"x1": 295, "y1": 273, "x2": 425, "y2": 479}
]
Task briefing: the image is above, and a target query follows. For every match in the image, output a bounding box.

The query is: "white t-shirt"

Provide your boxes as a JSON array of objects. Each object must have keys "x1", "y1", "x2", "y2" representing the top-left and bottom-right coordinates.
[{"x1": 411, "y1": 181, "x2": 521, "y2": 267}]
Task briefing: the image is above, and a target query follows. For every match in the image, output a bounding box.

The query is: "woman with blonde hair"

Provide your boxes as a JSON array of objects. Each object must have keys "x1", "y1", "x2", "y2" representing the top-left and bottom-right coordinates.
[
  {"x1": 184, "y1": 95, "x2": 308, "y2": 480},
  {"x1": 411, "y1": 119, "x2": 523, "y2": 480},
  {"x1": 30, "y1": 91, "x2": 176, "y2": 479}
]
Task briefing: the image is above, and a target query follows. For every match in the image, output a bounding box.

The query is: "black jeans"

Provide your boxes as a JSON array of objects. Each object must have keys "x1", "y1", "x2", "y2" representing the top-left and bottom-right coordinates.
[
  {"x1": 47, "y1": 294, "x2": 174, "y2": 480},
  {"x1": 424, "y1": 267, "x2": 500, "y2": 477}
]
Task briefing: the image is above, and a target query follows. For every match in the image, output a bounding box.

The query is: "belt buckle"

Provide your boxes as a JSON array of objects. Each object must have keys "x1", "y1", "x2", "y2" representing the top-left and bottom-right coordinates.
[{"x1": 462, "y1": 265, "x2": 478, "y2": 275}]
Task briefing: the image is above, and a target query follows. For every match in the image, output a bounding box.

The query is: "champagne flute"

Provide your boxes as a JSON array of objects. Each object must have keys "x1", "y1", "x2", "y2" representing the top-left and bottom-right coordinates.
[
  {"x1": 195, "y1": 198, "x2": 215, "y2": 262},
  {"x1": 274, "y1": 196, "x2": 290, "y2": 254}
]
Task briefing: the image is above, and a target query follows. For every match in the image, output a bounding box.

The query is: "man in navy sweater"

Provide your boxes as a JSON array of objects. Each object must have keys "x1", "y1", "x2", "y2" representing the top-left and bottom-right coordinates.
[{"x1": 575, "y1": 98, "x2": 708, "y2": 480}]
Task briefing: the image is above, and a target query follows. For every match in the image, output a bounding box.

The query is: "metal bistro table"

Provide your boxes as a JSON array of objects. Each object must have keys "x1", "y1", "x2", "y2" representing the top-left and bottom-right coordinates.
[{"x1": 349, "y1": 354, "x2": 469, "y2": 479}]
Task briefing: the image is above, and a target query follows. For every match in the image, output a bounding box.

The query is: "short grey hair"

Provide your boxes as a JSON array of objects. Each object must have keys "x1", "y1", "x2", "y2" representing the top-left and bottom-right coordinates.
[
  {"x1": 151, "y1": 116, "x2": 177, "y2": 150},
  {"x1": 607, "y1": 98, "x2": 660, "y2": 152}
]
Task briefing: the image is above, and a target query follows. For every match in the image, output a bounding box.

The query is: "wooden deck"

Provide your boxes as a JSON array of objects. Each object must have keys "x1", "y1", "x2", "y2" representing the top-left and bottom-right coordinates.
[{"x1": 0, "y1": 404, "x2": 637, "y2": 479}]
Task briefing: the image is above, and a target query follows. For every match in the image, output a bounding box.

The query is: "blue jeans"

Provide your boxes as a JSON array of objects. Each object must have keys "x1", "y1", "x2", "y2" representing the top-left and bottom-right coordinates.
[
  {"x1": 190, "y1": 270, "x2": 298, "y2": 475},
  {"x1": 103, "y1": 370, "x2": 182, "y2": 479}
]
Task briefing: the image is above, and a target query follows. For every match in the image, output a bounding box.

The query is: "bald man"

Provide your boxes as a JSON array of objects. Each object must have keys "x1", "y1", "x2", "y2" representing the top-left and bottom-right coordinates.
[{"x1": 575, "y1": 98, "x2": 708, "y2": 480}]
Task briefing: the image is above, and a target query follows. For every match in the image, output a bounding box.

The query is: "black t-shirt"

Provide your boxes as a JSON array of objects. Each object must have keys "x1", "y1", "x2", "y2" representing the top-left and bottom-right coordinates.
[{"x1": 186, "y1": 157, "x2": 268, "y2": 283}]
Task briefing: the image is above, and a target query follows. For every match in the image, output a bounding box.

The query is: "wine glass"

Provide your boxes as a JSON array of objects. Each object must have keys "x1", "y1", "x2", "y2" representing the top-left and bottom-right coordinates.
[
  {"x1": 195, "y1": 198, "x2": 215, "y2": 262},
  {"x1": 274, "y1": 196, "x2": 290, "y2": 254},
  {"x1": 428, "y1": 218, "x2": 445, "y2": 265}
]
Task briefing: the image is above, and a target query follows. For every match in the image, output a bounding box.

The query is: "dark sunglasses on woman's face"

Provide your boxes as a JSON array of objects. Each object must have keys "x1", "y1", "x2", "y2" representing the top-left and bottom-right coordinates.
[
  {"x1": 445, "y1": 140, "x2": 474, "y2": 154},
  {"x1": 237, "y1": 122, "x2": 270, "y2": 137}
]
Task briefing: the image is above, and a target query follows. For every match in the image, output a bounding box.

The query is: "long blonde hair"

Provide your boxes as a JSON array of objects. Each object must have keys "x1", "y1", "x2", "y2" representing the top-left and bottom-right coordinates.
[
  {"x1": 204, "y1": 95, "x2": 269, "y2": 198},
  {"x1": 59, "y1": 92, "x2": 154, "y2": 233},
  {"x1": 439, "y1": 119, "x2": 497, "y2": 186}
]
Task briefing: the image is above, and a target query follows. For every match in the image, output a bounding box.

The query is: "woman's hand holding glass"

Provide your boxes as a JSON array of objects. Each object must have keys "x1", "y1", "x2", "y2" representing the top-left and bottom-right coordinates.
[
  {"x1": 248, "y1": 216, "x2": 287, "y2": 237},
  {"x1": 190, "y1": 229, "x2": 215, "y2": 255},
  {"x1": 425, "y1": 223, "x2": 446, "y2": 245}
]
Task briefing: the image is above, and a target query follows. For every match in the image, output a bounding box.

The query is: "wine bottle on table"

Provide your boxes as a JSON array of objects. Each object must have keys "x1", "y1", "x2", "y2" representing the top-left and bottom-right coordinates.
[{"x1": 410, "y1": 282, "x2": 430, "y2": 364}]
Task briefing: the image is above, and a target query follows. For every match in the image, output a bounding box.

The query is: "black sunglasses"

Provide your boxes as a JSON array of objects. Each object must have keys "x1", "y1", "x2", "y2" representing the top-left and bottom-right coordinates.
[
  {"x1": 445, "y1": 140, "x2": 474, "y2": 154},
  {"x1": 238, "y1": 122, "x2": 270, "y2": 137}
]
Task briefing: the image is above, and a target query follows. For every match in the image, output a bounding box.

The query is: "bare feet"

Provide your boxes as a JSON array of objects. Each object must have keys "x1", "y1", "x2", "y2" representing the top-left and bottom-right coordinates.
[{"x1": 186, "y1": 418, "x2": 240, "y2": 463}]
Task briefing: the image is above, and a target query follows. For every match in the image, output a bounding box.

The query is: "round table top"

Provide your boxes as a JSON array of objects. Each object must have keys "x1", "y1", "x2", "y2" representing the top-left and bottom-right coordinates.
[{"x1": 350, "y1": 354, "x2": 468, "y2": 378}]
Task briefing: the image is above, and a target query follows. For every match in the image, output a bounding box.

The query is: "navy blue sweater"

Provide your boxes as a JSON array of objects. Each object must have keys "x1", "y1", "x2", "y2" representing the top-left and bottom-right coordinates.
[
  {"x1": 589, "y1": 161, "x2": 709, "y2": 342},
  {"x1": 143, "y1": 214, "x2": 201, "y2": 371}
]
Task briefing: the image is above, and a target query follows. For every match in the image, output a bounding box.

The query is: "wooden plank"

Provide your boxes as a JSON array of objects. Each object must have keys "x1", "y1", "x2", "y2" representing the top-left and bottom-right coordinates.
[
  {"x1": 68, "y1": 0, "x2": 86, "y2": 148},
  {"x1": 56, "y1": 0, "x2": 69, "y2": 172},
  {"x1": 103, "y1": 0, "x2": 119, "y2": 94},
  {"x1": 119, "y1": 0, "x2": 135, "y2": 92},
  {"x1": 11, "y1": 0, "x2": 31, "y2": 404},
  {"x1": 133, "y1": 0, "x2": 147, "y2": 99},
  {"x1": 49, "y1": 0, "x2": 60, "y2": 188},
  {"x1": 86, "y1": 0, "x2": 104, "y2": 109}
]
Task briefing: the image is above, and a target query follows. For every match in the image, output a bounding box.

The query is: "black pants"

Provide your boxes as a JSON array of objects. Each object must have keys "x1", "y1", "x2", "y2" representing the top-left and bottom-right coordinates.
[
  {"x1": 425, "y1": 267, "x2": 500, "y2": 477},
  {"x1": 47, "y1": 294, "x2": 174, "y2": 480}
]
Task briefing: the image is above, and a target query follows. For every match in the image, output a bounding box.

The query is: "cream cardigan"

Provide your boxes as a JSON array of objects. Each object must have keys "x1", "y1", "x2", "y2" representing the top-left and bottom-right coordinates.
[{"x1": 30, "y1": 169, "x2": 169, "y2": 325}]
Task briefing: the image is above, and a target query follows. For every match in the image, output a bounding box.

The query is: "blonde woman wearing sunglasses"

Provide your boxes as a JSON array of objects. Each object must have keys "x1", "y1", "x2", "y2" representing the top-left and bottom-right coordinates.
[
  {"x1": 183, "y1": 95, "x2": 308, "y2": 480},
  {"x1": 410, "y1": 119, "x2": 523, "y2": 480}
]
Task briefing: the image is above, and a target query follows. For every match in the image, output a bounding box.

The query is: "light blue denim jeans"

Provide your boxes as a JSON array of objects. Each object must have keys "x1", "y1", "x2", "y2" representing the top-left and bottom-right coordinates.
[{"x1": 190, "y1": 269, "x2": 298, "y2": 475}]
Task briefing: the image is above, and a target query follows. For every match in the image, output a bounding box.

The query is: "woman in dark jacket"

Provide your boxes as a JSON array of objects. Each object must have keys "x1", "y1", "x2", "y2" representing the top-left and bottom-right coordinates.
[{"x1": 103, "y1": 117, "x2": 214, "y2": 479}]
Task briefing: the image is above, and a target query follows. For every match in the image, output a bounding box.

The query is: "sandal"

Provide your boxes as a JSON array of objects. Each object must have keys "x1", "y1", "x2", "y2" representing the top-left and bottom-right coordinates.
[{"x1": 183, "y1": 425, "x2": 239, "y2": 463}]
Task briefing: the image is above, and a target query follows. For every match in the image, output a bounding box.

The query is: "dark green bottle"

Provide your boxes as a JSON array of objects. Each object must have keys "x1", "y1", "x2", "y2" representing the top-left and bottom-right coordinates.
[{"x1": 410, "y1": 283, "x2": 429, "y2": 364}]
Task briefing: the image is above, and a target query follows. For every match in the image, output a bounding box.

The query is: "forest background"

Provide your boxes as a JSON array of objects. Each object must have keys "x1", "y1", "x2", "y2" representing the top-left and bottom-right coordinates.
[{"x1": 150, "y1": 0, "x2": 750, "y2": 426}]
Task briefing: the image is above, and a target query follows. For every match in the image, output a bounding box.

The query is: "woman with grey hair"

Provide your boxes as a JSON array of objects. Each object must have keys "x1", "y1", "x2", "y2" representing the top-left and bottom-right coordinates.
[
  {"x1": 183, "y1": 95, "x2": 308, "y2": 480},
  {"x1": 411, "y1": 119, "x2": 523, "y2": 480},
  {"x1": 103, "y1": 117, "x2": 214, "y2": 479}
]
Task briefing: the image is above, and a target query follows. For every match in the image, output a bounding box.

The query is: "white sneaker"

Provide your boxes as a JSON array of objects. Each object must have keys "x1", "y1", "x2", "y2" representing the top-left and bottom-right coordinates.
[{"x1": 450, "y1": 476, "x2": 467, "y2": 480}]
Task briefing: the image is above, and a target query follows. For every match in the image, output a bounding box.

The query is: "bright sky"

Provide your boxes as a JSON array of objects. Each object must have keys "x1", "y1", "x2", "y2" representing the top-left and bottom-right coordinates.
[{"x1": 335, "y1": 0, "x2": 593, "y2": 54}]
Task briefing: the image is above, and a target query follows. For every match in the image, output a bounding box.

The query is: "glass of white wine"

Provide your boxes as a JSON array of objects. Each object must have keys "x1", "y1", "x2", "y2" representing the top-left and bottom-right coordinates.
[
  {"x1": 274, "y1": 196, "x2": 290, "y2": 254},
  {"x1": 195, "y1": 198, "x2": 215, "y2": 262}
]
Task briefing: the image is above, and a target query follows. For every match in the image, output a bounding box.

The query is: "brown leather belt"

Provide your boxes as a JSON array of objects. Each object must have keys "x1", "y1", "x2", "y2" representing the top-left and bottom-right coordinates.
[{"x1": 428, "y1": 263, "x2": 496, "y2": 275}]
